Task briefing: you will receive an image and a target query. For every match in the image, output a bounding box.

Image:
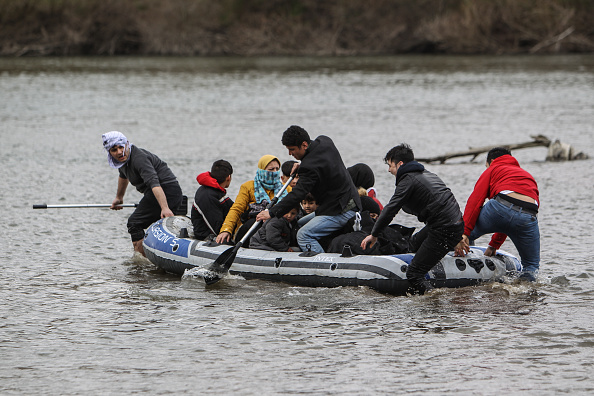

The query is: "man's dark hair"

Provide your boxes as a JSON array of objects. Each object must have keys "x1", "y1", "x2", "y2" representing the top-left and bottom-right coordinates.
[
  {"x1": 282, "y1": 125, "x2": 311, "y2": 147},
  {"x1": 384, "y1": 143, "x2": 414, "y2": 164},
  {"x1": 486, "y1": 147, "x2": 511, "y2": 164},
  {"x1": 210, "y1": 159, "x2": 233, "y2": 184},
  {"x1": 281, "y1": 160, "x2": 298, "y2": 177}
]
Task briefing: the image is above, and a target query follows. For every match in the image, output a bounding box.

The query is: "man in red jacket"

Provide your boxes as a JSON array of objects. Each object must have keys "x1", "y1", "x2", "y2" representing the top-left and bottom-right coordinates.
[{"x1": 454, "y1": 147, "x2": 540, "y2": 281}]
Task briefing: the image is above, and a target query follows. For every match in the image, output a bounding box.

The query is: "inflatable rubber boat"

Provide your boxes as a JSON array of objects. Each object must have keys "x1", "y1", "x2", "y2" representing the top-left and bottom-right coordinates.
[{"x1": 143, "y1": 216, "x2": 522, "y2": 296}]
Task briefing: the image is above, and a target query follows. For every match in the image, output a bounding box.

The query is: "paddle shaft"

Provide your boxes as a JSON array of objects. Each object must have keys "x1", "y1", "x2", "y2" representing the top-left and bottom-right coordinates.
[{"x1": 33, "y1": 203, "x2": 138, "y2": 209}]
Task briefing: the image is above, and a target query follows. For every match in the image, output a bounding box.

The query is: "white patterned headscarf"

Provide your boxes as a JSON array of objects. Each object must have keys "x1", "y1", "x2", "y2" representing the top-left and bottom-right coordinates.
[{"x1": 102, "y1": 131, "x2": 132, "y2": 169}]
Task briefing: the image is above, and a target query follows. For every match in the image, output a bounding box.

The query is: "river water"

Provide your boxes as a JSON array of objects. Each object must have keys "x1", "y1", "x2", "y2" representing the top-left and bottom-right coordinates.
[{"x1": 1, "y1": 55, "x2": 593, "y2": 395}]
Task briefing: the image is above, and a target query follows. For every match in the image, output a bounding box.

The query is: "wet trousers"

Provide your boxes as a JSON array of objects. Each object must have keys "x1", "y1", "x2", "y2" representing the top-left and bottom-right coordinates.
[
  {"x1": 127, "y1": 182, "x2": 183, "y2": 242},
  {"x1": 469, "y1": 198, "x2": 540, "y2": 275},
  {"x1": 406, "y1": 221, "x2": 464, "y2": 292}
]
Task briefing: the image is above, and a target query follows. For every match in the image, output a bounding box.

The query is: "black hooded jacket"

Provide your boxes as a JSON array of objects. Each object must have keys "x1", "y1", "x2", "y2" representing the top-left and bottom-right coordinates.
[
  {"x1": 347, "y1": 163, "x2": 375, "y2": 190},
  {"x1": 269, "y1": 135, "x2": 361, "y2": 218},
  {"x1": 191, "y1": 172, "x2": 234, "y2": 240},
  {"x1": 371, "y1": 161, "x2": 462, "y2": 237}
]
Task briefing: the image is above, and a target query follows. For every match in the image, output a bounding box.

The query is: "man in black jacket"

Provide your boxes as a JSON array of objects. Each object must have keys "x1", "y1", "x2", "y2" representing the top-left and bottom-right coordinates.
[
  {"x1": 256, "y1": 125, "x2": 361, "y2": 253},
  {"x1": 361, "y1": 143, "x2": 464, "y2": 294},
  {"x1": 191, "y1": 160, "x2": 234, "y2": 240}
]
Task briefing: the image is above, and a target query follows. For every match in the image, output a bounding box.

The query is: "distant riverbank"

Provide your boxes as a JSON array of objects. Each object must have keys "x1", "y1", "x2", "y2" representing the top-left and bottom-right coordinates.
[{"x1": 1, "y1": 0, "x2": 593, "y2": 56}]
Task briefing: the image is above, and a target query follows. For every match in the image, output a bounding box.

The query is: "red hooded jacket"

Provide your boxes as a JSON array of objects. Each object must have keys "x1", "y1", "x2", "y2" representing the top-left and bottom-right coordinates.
[{"x1": 463, "y1": 155, "x2": 539, "y2": 249}]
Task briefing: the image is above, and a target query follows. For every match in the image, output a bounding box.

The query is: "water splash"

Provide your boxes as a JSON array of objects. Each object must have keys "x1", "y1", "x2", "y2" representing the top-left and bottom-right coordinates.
[
  {"x1": 122, "y1": 252, "x2": 154, "y2": 267},
  {"x1": 182, "y1": 266, "x2": 236, "y2": 285},
  {"x1": 182, "y1": 266, "x2": 221, "y2": 282},
  {"x1": 550, "y1": 275, "x2": 570, "y2": 285},
  {"x1": 488, "y1": 280, "x2": 537, "y2": 295},
  {"x1": 182, "y1": 266, "x2": 248, "y2": 286}
]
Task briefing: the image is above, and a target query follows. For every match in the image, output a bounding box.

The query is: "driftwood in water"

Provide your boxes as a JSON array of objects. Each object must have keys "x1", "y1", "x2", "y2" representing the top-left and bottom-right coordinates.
[
  {"x1": 417, "y1": 135, "x2": 553, "y2": 164},
  {"x1": 417, "y1": 135, "x2": 589, "y2": 164}
]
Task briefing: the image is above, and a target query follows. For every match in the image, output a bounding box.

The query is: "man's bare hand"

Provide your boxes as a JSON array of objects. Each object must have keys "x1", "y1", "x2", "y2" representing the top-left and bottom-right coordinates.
[
  {"x1": 454, "y1": 235, "x2": 470, "y2": 256},
  {"x1": 484, "y1": 246, "x2": 496, "y2": 256},
  {"x1": 111, "y1": 198, "x2": 124, "y2": 210},
  {"x1": 361, "y1": 235, "x2": 378, "y2": 250}
]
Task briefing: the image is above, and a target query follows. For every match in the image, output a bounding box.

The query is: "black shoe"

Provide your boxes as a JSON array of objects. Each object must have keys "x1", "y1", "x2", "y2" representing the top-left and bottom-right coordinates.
[{"x1": 407, "y1": 278, "x2": 434, "y2": 295}]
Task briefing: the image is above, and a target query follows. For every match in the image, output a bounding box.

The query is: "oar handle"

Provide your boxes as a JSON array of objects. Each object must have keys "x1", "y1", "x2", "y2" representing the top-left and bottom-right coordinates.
[{"x1": 33, "y1": 203, "x2": 138, "y2": 209}]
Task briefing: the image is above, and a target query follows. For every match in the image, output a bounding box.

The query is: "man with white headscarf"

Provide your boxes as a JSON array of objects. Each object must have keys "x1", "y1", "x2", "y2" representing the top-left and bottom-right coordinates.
[{"x1": 102, "y1": 131, "x2": 184, "y2": 255}]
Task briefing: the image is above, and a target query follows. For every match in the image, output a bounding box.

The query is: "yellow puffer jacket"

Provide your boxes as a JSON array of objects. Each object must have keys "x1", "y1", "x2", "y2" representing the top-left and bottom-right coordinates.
[{"x1": 220, "y1": 180, "x2": 292, "y2": 237}]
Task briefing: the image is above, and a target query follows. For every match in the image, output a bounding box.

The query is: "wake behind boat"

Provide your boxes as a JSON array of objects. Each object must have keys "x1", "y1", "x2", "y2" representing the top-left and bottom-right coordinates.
[{"x1": 143, "y1": 216, "x2": 522, "y2": 296}]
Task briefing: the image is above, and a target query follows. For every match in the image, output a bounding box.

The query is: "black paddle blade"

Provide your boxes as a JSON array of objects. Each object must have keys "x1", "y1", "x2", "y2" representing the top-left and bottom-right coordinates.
[
  {"x1": 202, "y1": 245, "x2": 238, "y2": 285},
  {"x1": 202, "y1": 272, "x2": 223, "y2": 286}
]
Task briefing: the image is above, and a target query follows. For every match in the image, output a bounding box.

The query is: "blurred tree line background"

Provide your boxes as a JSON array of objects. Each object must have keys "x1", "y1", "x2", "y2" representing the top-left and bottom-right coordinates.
[{"x1": 1, "y1": 0, "x2": 592, "y2": 56}]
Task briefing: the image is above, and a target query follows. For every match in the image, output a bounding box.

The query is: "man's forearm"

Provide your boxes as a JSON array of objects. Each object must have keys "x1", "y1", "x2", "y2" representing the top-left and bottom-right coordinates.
[
  {"x1": 116, "y1": 177, "x2": 128, "y2": 200},
  {"x1": 152, "y1": 185, "x2": 170, "y2": 210}
]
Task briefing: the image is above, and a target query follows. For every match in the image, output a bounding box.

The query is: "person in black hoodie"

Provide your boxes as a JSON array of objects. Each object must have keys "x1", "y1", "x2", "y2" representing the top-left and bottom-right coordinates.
[
  {"x1": 347, "y1": 163, "x2": 383, "y2": 211},
  {"x1": 361, "y1": 143, "x2": 464, "y2": 295},
  {"x1": 191, "y1": 160, "x2": 234, "y2": 240},
  {"x1": 256, "y1": 125, "x2": 361, "y2": 253}
]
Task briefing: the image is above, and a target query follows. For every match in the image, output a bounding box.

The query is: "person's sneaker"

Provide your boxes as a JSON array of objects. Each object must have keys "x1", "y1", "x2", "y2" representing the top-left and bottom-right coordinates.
[{"x1": 519, "y1": 271, "x2": 537, "y2": 282}]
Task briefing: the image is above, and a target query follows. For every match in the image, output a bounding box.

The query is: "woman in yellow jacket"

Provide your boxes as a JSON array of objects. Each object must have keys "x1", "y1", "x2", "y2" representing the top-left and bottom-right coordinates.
[{"x1": 215, "y1": 155, "x2": 289, "y2": 244}]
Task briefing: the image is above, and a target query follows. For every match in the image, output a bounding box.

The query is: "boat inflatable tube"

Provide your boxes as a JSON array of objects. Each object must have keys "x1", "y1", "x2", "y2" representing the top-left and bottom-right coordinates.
[{"x1": 143, "y1": 216, "x2": 522, "y2": 296}]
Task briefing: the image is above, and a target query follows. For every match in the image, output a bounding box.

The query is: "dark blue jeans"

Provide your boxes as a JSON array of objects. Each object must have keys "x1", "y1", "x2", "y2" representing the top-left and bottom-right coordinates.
[
  {"x1": 469, "y1": 198, "x2": 540, "y2": 276},
  {"x1": 297, "y1": 210, "x2": 356, "y2": 253}
]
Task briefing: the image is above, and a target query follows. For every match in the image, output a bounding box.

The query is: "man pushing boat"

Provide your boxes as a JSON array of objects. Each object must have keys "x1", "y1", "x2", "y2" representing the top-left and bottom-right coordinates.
[
  {"x1": 102, "y1": 131, "x2": 184, "y2": 256},
  {"x1": 454, "y1": 147, "x2": 540, "y2": 282}
]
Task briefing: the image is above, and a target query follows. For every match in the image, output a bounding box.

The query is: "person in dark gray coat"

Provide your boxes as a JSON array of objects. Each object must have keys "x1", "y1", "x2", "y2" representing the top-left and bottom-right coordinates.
[
  {"x1": 103, "y1": 131, "x2": 183, "y2": 256},
  {"x1": 250, "y1": 206, "x2": 300, "y2": 252}
]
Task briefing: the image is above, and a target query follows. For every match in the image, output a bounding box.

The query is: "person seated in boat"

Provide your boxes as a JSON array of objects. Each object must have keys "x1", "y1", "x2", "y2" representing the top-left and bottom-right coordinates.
[
  {"x1": 281, "y1": 160, "x2": 299, "y2": 188},
  {"x1": 216, "y1": 155, "x2": 289, "y2": 247},
  {"x1": 301, "y1": 192, "x2": 318, "y2": 215},
  {"x1": 250, "y1": 204, "x2": 301, "y2": 252},
  {"x1": 191, "y1": 159, "x2": 234, "y2": 240},
  {"x1": 454, "y1": 147, "x2": 540, "y2": 282},
  {"x1": 256, "y1": 125, "x2": 361, "y2": 253},
  {"x1": 360, "y1": 143, "x2": 464, "y2": 295},
  {"x1": 297, "y1": 192, "x2": 318, "y2": 227},
  {"x1": 102, "y1": 131, "x2": 184, "y2": 256},
  {"x1": 347, "y1": 163, "x2": 384, "y2": 211}
]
